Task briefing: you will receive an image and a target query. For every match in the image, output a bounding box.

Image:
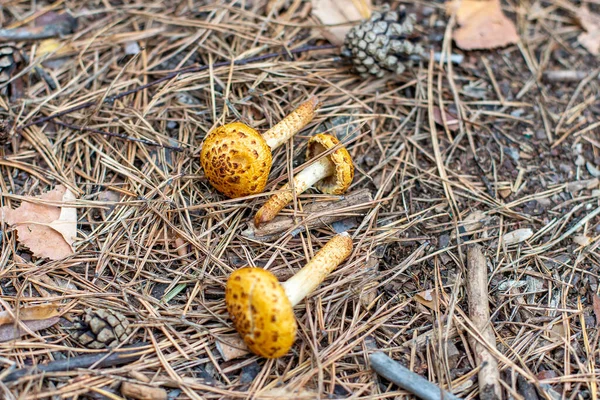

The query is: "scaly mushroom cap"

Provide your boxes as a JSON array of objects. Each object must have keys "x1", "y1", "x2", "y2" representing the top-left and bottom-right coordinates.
[
  {"x1": 200, "y1": 122, "x2": 272, "y2": 198},
  {"x1": 306, "y1": 134, "x2": 354, "y2": 194},
  {"x1": 225, "y1": 267, "x2": 297, "y2": 358}
]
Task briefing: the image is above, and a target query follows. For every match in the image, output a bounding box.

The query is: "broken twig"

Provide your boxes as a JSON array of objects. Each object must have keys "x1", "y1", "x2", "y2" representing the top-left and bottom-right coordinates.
[
  {"x1": 241, "y1": 189, "x2": 373, "y2": 240},
  {"x1": 467, "y1": 245, "x2": 502, "y2": 400},
  {"x1": 3, "y1": 343, "x2": 147, "y2": 382},
  {"x1": 369, "y1": 352, "x2": 462, "y2": 400}
]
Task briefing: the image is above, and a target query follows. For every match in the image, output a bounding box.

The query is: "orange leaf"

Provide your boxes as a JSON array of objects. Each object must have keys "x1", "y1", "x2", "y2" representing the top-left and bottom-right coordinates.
[
  {"x1": 0, "y1": 316, "x2": 60, "y2": 342},
  {"x1": 0, "y1": 303, "x2": 60, "y2": 326},
  {"x1": 1, "y1": 185, "x2": 77, "y2": 260},
  {"x1": 414, "y1": 289, "x2": 437, "y2": 309},
  {"x1": 448, "y1": 0, "x2": 519, "y2": 50}
]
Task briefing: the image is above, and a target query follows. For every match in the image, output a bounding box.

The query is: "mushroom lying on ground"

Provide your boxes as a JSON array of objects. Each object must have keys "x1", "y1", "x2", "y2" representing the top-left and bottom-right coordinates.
[
  {"x1": 200, "y1": 96, "x2": 320, "y2": 198},
  {"x1": 254, "y1": 133, "x2": 354, "y2": 226},
  {"x1": 225, "y1": 232, "x2": 353, "y2": 358}
]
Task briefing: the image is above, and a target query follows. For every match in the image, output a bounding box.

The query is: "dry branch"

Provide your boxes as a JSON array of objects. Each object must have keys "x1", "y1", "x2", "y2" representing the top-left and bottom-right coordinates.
[
  {"x1": 241, "y1": 189, "x2": 373, "y2": 240},
  {"x1": 369, "y1": 352, "x2": 462, "y2": 400},
  {"x1": 121, "y1": 382, "x2": 167, "y2": 400},
  {"x1": 467, "y1": 245, "x2": 502, "y2": 400}
]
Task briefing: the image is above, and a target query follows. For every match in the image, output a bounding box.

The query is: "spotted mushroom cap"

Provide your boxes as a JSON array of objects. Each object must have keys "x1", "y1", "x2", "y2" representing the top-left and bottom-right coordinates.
[
  {"x1": 225, "y1": 267, "x2": 297, "y2": 358},
  {"x1": 306, "y1": 133, "x2": 354, "y2": 195},
  {"x1": 200, "y1": 122, "x2": 272, "y2": 198}
]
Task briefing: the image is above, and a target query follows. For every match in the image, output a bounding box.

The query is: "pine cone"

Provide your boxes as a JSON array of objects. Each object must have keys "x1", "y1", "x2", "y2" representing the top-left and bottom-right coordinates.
[
  {"x1": 341, "y1": 5, "x2": 425, "y2": 78},
  {"x1": 0, "y1": 114, "x2": 11, "y2": 146},
  {"x1": 0, "y1": 45, "x2": 18, "y2": 86},
  {"x1": 71, "y1": 309, "x2": 132, "y2": 349}
]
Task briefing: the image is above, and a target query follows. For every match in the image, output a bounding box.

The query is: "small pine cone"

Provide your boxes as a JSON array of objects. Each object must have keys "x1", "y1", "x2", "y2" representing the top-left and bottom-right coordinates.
[
  {"x1": 0, "y1": 115, "x2": 11, "y2": 146},
  {"x1": 71, "y1": 309, "x2": 132, "y2": 349},
  {"x1": 0, "y1": 45, "x2": 18, "y2": 86},
  {"x1": 341, "y1": 5, "x2": 425, "y2": 78}
]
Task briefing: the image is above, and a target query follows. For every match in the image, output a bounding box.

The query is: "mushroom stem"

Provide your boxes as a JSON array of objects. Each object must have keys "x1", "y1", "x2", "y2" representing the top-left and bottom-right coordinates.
[
  {"x1": 281, "y1": 232, "x2": 353, "y2": 307},
  {"x1": 262, "y1": 96, "x2": 320, "y2": 150},
  {"x1": 254, "y1": 156, "x2": 335, "y2": 226}
]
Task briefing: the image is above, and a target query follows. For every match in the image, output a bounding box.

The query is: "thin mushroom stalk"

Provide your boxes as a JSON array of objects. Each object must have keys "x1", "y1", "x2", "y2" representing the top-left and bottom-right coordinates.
[
  {"x1": 254, "y1": 133, "x2": 354, "y2": 226},
  {"x1": 200, "y1": 96, "x2": 320, "y2": 198},
  {"x1": 225, "y1": 232, "x2": 353, "y2": 358}
]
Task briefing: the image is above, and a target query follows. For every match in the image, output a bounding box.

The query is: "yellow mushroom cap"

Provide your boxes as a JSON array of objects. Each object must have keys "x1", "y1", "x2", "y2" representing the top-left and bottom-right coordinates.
[
  {"x1": 306, "y1": 133, "x2": 354, "y2": 194},
  {"x1": 200, "y1": 122, "x2": 272, "y2": 198},
  {"x1": 225, "y1": 267, "x2": 297, "y2": 358}
]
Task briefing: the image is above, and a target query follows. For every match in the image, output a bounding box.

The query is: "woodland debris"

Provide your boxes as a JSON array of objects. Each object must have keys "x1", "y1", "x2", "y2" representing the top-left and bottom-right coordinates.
[
  {"x1": 311, "y1": 0, "x2": 372, "y2": 45},
  {"x1": 502, "y1": 228, "x2": 533, "y2": 245},
  {"x1": 215, "y1": 335, "x2": 250, "y2": 361},
  {"x1": 448, "y1": 0, "x2": 519, "y2": 50},
  {"x1": 3, "y1": 344, "x2": 147, "y2": 382},
  {"x1": 120, "y1": 382, "x2": 167, "y2": 400},
  {"x1": 0, "y1": 303, "x2": 61, "y2": 342},
  {"x1": 467, "y1": 245, "x2": 501, "y2": 400},
  {"x1": 70, "y1": 309, "x2": 132, "y2": 349},
  {"x1": 576, "y1": 6, "x2": 600, "y2": 55},
  {"x1": 0, "y1": 12, "x2": 77, "y2": 41},
  {"x1": 542, "y1": 70, "x2": 590, "y2": 82},
  {"x1": 1, "y1": 185, "x2": 77, "y2": 260},
  {"x1": 369, "y1": 352, "x2": 461, "y2": 400},
  {"x1": 242, "y1": 189, "x2": 372, "y2": 241}
]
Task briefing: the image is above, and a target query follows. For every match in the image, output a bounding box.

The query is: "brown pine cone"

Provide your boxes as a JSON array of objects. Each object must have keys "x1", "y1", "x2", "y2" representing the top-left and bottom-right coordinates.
[
  {"x1": 341, "y1": 5, "x2": 425, "y2": 78},
  {"x1": 71, "y1": 308, "x2": 132, "y2": 349},
  {"x1": 0, "y1": 114, "x2": 12, "y2": 146},
  {"x1": 0, "y1": 45, "x2": 18, "y2": 87}
]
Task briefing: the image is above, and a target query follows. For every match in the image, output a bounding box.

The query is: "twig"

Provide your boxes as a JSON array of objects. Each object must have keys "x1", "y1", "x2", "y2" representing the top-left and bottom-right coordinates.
[
  {"x1": 467, "y1": 245, "x2": 502, "y2": 400},
  {"x1": 542, "y1": 70, "x2": 592, "y2": 83},
  {"x1": 369, "y1": 352, "x2": 462, "y2": 400},
  {"x1": 55, "y1": 121, "x2": 183, "y2": 152},
  {"x1": 241, "y1": 189, "x2": 373, "y2": 241},
  {"x1": 2, "y1": 343, "x2": 147, "y2": 383},
  {"x1": 0, "y1": 21, "x2": 75, "y2": 42},
  {"x1": 18, "y1": 44, "x2": 337, "y2": 131}
]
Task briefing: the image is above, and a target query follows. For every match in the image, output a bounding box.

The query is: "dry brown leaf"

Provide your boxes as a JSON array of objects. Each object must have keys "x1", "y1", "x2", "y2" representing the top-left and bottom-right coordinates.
[
  {"x1": 432, "y1": 106, "x2": 460, "y2": 132},
  {"x1": 448, "y1": 0, "x2": 519, "y2": 50},
  {"x1": 311, "y1": 0, "x2": 372, "y2": 45},
  {"x1": 0, "y1": 303, "x2": 60, "y2": 325},
  {"x1": 1, "y1": 185, "x2": 77, "y2": 260},
  {"x1": 576, "y1": 6, "x2": 600, "y2": 55},
  {"x1": 414, "y1": 289, "x2": 437, "y2": 309},
  {"x1": 593, "y1": 294, "x2": 600, "y2": 327},
  {"x1": 0, "y1": 316, "x2": 60, "y2": 342}
]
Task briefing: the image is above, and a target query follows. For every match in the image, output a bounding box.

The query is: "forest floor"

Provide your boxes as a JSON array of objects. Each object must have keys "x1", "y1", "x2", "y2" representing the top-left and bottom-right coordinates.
[{"x1": 0, "y1": 0, "x2": 599, "y2": 399}]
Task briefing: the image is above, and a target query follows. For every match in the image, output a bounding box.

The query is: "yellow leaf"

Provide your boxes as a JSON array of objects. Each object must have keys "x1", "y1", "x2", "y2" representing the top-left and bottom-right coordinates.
[{"x1": 0, "y1": 303, "x2": 60, "y2": 326}]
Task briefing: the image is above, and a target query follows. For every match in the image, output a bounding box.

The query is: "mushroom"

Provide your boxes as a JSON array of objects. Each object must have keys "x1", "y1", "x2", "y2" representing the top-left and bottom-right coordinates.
[
  {"x1": 225, "y1": 232, "x2": 353, "y2": 358},
  {"x1": 254, "y1": 133, "x2": 354, "y2": 226},
  {"x1": 200, "y1": 96, "x2": 320, "y2": 198}
]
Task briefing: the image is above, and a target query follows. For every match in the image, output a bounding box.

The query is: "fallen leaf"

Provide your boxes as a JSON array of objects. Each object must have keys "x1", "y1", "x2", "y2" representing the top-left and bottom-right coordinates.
[
  {"x1": 0, "y1": 316, "x2": 60, "y2": 342},
  {"x1": 576, "y1": 6, "x2": 600, "y2": 55},
  {"x1": 311, "y1": 0, "x2": 372, "y2": 45},
  {"x1": 215, "y1": 335, "x2": 250, "y2": 361},
  {"x1": 593, "y1": 294, "x2": 600, "y2": 327},
  {"x1": 573, "y1": 234, "x2": 592, "y2": 247},
  {"x1": 432, "y1": 106, "x2": 460, "y2": 131},
  {"x1": 414, "y1": 289, "x2": 437, "y2": 309},
  {"x1": 447, "y1": 0, "x2": 519, "y2": 50},
  {"x1": 1, "y1": 185, "x2": 77, "y2": 260},
  {"x1": 0, "y1": 303, "x2": 60, "y2": 325},
  {"x1": 502, "y1": 228, "x2": 533, "y2": 245},
  {"x1": 37, "y1": 39, "x2": 74, "y2": 57}
]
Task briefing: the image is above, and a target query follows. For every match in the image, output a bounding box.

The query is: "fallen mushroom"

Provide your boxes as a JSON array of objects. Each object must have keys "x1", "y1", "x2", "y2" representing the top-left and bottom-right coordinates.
[
  {"x1": 225, "y1": 232, "x2": 353, "y2": 358},
  {"x1": 254, "y1": 133, "x2": 354, "y2": 226},
  {"x1": 200, "y1": 96, "x2": 320, "y2": 198}
]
